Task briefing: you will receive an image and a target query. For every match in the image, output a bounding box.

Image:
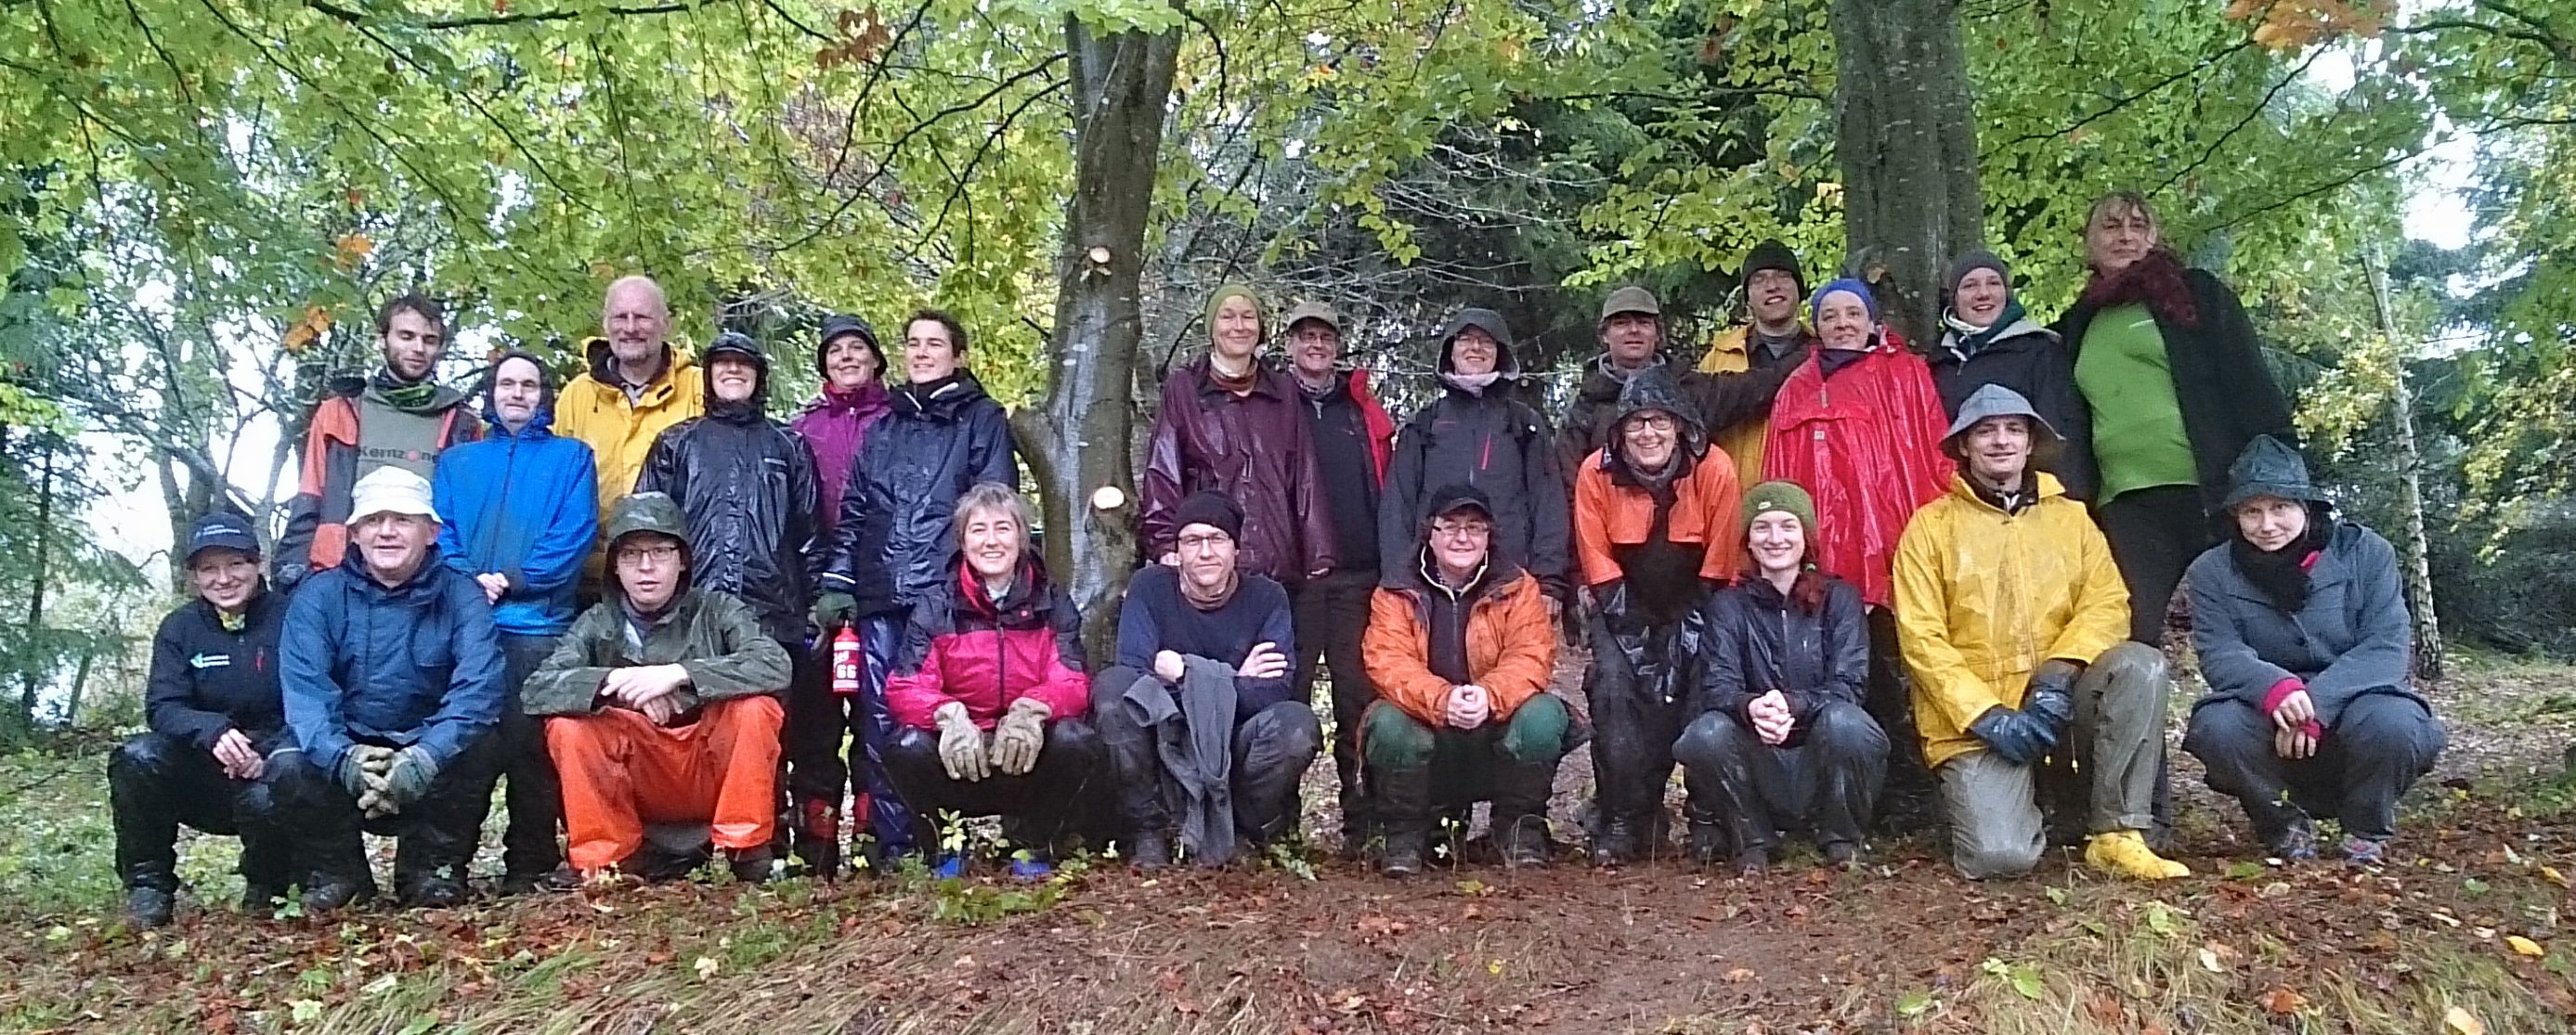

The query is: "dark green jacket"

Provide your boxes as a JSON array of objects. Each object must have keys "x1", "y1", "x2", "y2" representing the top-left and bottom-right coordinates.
[{"x1": 523, "y1": 588, "x2": 791, "y2": 718}]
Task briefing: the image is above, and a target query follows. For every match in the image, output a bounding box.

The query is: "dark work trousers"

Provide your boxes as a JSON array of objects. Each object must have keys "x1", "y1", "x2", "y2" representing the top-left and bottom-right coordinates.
[
  {"x1": 882, "y1": 720, "x2": 1109, "y2": 850},
  {"x1": 2184, "y1": 693, "x2": 2445, "y2": 842},
  {"x1": 782, "y1": 636, "x2": 863, "y2": 866},
  {"x1": 1673, "y1": 700, "x2": 1889, "y2": 858},
  {"x1": 468, "y1": 632, "x2": 566, "y2": 879},
  {"x1": 1088, "y1": 666, "x2": 1324, "y2": 846},
  {"x1": 2094, "y1": 485, "x2": 2211, "y2": 646},
  {"x1": 1290, "y1": 570, "x2": 1380, "y2": 834},
  {"x1": 271, "y1": 732, "x2": 503, "y2": 894},
  {"x1": 1583, "y1": 614, "x2": 1700, "y2": 837},
  {"x1": 109, "y1": 731, "x2": 307, "y2": 893},
  {"x1": 1861, "y1": 607, "x2": 1937, "y2": 834}
]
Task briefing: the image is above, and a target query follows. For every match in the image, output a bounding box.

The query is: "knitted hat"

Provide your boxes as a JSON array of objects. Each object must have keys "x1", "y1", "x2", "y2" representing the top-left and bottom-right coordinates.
[
  {"x1": 1173, "y1": 491, "x2": 1245, "y2": 542},
  {"x1": 1945, "y1": 249, "x2": 2010, "y2": 299},
  {"x1": 1741, "y1": 480, "x2": 1817, "y2": 537},
  {"x1": 1809, "y1": 278, "x2": 1881, "y2": 327},
  {"x1": 1742, "y1": 239, "x2": 1805, "y2": 297},
  {"x1": 1203, "y1": 283, "x2": 1266, "y2": 341}
]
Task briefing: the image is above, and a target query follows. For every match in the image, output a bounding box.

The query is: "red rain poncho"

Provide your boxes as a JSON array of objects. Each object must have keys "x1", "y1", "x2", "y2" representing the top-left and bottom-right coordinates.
[{"x1": 1761, "y1": 332, "x2": 1952, "y2": 608}]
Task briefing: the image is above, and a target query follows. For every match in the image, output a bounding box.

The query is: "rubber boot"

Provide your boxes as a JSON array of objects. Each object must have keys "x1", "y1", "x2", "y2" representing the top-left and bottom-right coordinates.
[
  {"x1": 1490, "y1": 757, "x2": 1556, "y2": 869},
  {"x1": 794, "y1": 798, "x2": 841, "y2": 880},
  {"x1": 1374, "y1": 751, "x2": 1435, "y2": 877}
]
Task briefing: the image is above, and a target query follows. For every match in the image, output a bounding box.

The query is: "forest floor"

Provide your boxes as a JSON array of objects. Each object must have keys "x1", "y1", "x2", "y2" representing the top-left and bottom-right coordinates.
[{"x1": 1, "y1": 650, "x2": 2572, "y2": 1034}]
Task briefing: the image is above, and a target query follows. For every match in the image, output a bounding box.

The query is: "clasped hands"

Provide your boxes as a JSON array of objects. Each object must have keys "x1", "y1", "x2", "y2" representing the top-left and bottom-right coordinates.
[{"x1": 601, "y1": 664, "x2": 693, "y2": 725}]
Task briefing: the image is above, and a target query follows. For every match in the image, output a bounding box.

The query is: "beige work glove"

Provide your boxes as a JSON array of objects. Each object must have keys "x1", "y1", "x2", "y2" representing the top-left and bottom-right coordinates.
[
  {"x1": 988, "y1": 698, "x2": 1051, "y2": 776},
  {"x1": 932, "y1": 701, "x2": 990, "y2": 783}
]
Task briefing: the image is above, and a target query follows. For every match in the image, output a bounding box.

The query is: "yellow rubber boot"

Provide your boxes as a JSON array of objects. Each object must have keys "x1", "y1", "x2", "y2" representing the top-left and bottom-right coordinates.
[{"x1": 2084, "y1": 830, "x2": 2191, "y2": 880}]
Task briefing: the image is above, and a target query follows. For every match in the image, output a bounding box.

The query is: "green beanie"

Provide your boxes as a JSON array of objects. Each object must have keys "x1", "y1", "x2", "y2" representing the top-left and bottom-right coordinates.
[
  {"x1": 1204, "y1": 282, "x2": 1266, "y2": 342},
  {"x1": 1742, "y1": 480, "x2": 1819, "y2": 537}
]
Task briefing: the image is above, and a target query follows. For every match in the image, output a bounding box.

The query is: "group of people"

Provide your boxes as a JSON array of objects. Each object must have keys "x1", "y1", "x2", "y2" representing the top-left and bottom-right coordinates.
[{"x1": 112, "y1": 191, "x2": 2446, "y2": 926}]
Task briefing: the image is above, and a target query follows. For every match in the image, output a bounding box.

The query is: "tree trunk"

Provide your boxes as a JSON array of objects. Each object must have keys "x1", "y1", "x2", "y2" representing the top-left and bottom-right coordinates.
[
  {"x1": 1014, "y1": 13, "x2": 1183, "y2": 666},
  {"x1": 16, "y1": 440, "x2": 52, "y2": 725},
  {"x1": 1829, "y1": 0, "x2": 1984, "y2": 343},
  {"x1": 61, "y1": 649, "x2": 93, "y2": 729},
  {"x1": 2361, "y1": 247, "x2": 2443, "y2": 678}
]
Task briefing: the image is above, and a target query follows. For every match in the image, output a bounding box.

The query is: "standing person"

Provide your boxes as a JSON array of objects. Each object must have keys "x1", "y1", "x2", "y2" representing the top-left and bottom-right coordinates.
[
  {"x1": 1142, "y1": 283, "x2": 1337, "y2": 586},
  {"x1": 555, "y1": 275, "x2": 708, "y2": 586},
  {"x1": 813, "y1": 309, "x2": 1017, "y2": 866},
  {"x1": 111, "y1": 513, "x2": 304, "y2": 926},
  {"x1": 1672, "y1": 482, "x2": 1887, "y2": 874},
  {"x1": 1559, "y1": 287, "x2": 1780, "y2": 484},
  {"x1": 276, "y1": 293, "x2": 481, "y2": 589},
  {"x1": 880, "y1": 485, "x2": 1105, "y2": 878},
  {"x1": 274, "y1": 468, "x2": 505, "y2": 909},
  {"x1": 432, "y1": 350, "x2": 601, "y2": 894},
  {"x1": 1696, "y1": 240, "x2": 1816, "y2": 479},
  {"x1": 1931, "y1": 250, "x2": 2095, "y2": 502},
  {"x1": 782, "y1": 314, "x2": 891, "y2": 875},
  {"x1": 1360, "y1": 486, "x2": 1570, "y2": 876},
  {"x1": 2059, "y1": 192, "x2": 2295, "y2": 644},
  {"x1": 1571, "y1": 366, "x2": 1742, "y2": 865},
  {"x1": 525, "y1": 493, "x2": 792, "y2": 884},
  {"x1": 1277, "y1": 300, "x2": 1397, "y2": 851},
  {"x1": 2182, "y1": 437, "x2": 2443, "y2": 865},
  {"x1": 1378, "y1": 307, "x2": 1569, "y2": 605},
  {"x1": 1893, "y1": 386, "x2": 2186, "y2": 881},
  {"x1": 1092, "y1": 492, "x2": 1323, "y2": 869}
]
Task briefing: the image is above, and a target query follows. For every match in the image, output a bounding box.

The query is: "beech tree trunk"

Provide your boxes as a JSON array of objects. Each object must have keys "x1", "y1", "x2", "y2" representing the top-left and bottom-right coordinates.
[
  {"x1": 2362, "y1": 247, "x2": 2444, "y2": 678},
  {"x1": 1014, "y1": 14, "x2": 1183, "y2": 665},
  {"x1": 1830, "y1": 0, "x2": 1984, "y2": 343}
]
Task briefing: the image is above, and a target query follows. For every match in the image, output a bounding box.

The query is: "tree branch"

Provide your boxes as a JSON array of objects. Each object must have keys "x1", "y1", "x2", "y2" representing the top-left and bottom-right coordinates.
[
  {"x1": 304, "y1": 0, "x2": 692, "y2": 32},
  {"x1": 1980, "y1": 40, "x2": 2254, "y2": 157}
]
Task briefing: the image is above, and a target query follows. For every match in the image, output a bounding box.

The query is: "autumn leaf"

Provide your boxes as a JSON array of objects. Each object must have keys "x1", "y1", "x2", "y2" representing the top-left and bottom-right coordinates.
[
  {"x1": 2258, "y1": 987, "x2": 2309, "y2": 1015},
  {"x1": 2505, "y1": 936, "x2": 2545, "y2": 957},
  {"x1": 2444, "y1": 1004, "x2": 2487, "y2": 1035}
]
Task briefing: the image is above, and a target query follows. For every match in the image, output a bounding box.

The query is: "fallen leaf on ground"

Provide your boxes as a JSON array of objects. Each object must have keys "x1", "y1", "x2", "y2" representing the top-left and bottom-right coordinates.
[
  {"x1": 2445, "y1": 1004, "x2": 2486, "y2": 1034},
  {"x1": 2506, "y1": 936, "x2": 2545, "y2": 957},
  {"x1": 2258, "y1": 987, "x2": 2309, "y2": 1015}
]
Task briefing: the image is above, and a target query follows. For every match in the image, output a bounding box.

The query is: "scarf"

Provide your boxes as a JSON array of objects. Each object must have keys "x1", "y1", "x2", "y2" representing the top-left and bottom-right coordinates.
[
  {"x1": 2231, "y1": 521, "x2": 2329, "y2": 613},
  {"x1": 1178, "y1": 567, "x2": 1240, "y2": 612},
  {"x1": 2075, "y1": 245, "x2": 2201, "y2": 329},
  {"x1": 1941, "y1": 298, "x2": 2029, "y2": 361},
  {"x1": 1205, "y1": 354, "x2": 1259, "y2": 395},
  {"x1": 371, "y1": 368, "x2": 438, "y2": 409},
  {"x1": 1439, "y1": 370, "x2": 1503, "y2": 396}
]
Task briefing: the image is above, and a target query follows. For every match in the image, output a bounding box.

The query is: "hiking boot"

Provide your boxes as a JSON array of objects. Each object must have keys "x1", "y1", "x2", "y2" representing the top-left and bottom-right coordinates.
[
  {"x1": 1733, "y1": 847, "x2": 1770, "y2": 878},
  {"x1": 1008, "y1": 855, "x2": 1054, "y2": 882},
  {"x1": 397, "y1": 874, "x2": 469, "y2": 909},
  {"x1": 1822, "y1": 841, "x2": 1861, "y2": 871},
  {"x1": 1494, "y1": 815, "x2": 1552, "y2": 869},
  {"x1": 729, "y1": 847, "x2": 776, "y2": 885},
  {"x1": 303, "y1": 875, "x2": 374, "y2": 913},
  {"x1": 126, "y1": 886, "x2": 175, "y2": 928},
  {"x1": 1127, "y1": 832, "x2": 1171, "y2": 872},
  {"x1": 2341, "y1": 834, "x2": 2387, "y2": 868},
  {"x1": 240, "y1": 882, "x2": 289, "y2": 913},
  {"x1": 1380, "y1": 832, "x2": 1425, "y2": 877},
  {"x1": 1591, "y1": 814, "x2": 1641, "y2": 867},
  {"x1": 1686, "y1": 820, "x2": 1726, "y2": 867},
  {"x1": 2084, "y1": 830, "x2": 2190, "y2": 881},
  {"x1": 499, "y1": 868, "x2": 583, "y2": 896},
  {"x1": 2267, "y1": 816, "x2": 2319, "y2": 862}
]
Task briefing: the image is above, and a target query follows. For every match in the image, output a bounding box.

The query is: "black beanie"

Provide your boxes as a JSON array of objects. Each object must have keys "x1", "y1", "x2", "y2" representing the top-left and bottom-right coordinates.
[
  {"x1": 1741, "y1": 239, "x2": 1805, "y2": 298},
  {"x1": 1173, "y1": 491, "x2": 1245, "y2": 542}
]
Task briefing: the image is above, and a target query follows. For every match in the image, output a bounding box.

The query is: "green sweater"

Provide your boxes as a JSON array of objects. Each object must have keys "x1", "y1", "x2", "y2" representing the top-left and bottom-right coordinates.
[
  {"x1": 2075, "y1": 303, "x2": 2198, "y2": 503},
  {"x1": 523, "y1": 589, "x2": 790, "y2": 718}
]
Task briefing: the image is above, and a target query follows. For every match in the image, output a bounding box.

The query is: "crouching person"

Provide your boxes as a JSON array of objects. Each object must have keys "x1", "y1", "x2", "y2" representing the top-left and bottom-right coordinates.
[
  {"x1": 2183, "y1": 437, "x2": 2442, "y2": 865},
  {"x1": 881, "y1": 484, "x2": 1105, "y2": 878},
  {"x1": 1674, "y1": 482, "x2": 1888, "y2": 874},
  {"x1": 112, "y1": 513, "x2": 309, "y2": 925},
  {"x1": 277, "y1": 469, "x2": 504, "y2": 910},
  {"x1": 1361, "y1": 486, "x2": 1570, "y2": 876},
  {"x1": 1893, "y1": 386, "x2": 2186, "y2": 881},
  {"x1": 527, "y1": 492, "x2": 790, "y2": 883},
  {"x1": 1096, "y1": 492, "x2": 1322, "y2": 869}
]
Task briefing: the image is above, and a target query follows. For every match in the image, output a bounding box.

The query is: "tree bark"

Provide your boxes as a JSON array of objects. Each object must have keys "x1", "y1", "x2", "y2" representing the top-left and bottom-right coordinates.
[
  {"x1": 16, "y1": 440, "x2": 52, "y2": 725},
  {"x1": 1829, "y1": 0, "x2": 1984, "y2": 343},
  {"x1": 2362, "y1": 246, "x2": 2443, "y2": 678},
  {"x1": 1014, "y1": 12, "x2": 1183, "y2": 666}
]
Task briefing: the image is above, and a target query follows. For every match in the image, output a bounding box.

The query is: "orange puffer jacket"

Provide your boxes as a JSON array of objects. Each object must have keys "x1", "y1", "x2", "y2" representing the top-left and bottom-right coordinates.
[{"x1": 1360, "y1": 561, "x2": 1557, "y2": 729}]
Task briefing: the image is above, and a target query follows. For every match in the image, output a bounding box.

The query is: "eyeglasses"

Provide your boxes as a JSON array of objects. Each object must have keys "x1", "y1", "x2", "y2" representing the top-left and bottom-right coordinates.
[
  {"x1": 1429, "y1": 520, "x2": 1491, "y2": 539},
  {"x1": 615, "y1": 544, "x2": 683, "y2": 566},
  {"x1": 1624, "y1": 414, "x2": 1676, "y2": 433},
  {"x1": 1176, "y1": 532, "x2": 1232, "y2": 554}
]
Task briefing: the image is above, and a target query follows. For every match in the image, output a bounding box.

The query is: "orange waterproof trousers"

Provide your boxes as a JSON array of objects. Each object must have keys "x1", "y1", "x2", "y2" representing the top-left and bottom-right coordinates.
[{"x1": 547, "y1": 696, "x2": 785, "y2": 873}]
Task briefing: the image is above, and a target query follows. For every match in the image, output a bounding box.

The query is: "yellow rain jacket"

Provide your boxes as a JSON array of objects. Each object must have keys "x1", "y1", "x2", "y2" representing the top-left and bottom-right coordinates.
[
  {"x1": 1892, "y1": 472, "x2": 2130, "y2": 769},
  {"x1": 553, "y1": 337, "x2": 704, "y2": 577}
]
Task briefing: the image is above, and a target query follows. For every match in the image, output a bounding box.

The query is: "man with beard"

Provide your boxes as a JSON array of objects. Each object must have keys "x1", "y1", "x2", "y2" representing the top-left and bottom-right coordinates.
[{"x1": 276, "y1": 293, "x2": 481, "y2": 589}]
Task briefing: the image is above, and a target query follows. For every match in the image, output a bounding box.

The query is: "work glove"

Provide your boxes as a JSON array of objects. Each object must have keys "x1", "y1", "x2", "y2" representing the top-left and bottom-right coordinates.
[
  {"x1": 1590, "y1": 579, "x2": 1646, "y2": 635},
  {"x1": 2023, "y1": 660, "x2": 2081, "y2": 738},
  {"x1": 810, "y1": 591, "x2": 858, "y2": 633},
  {"x1": 988, "y1": 698, "x2": 1051, "y2": 776},
  {"x1": 337, "y1": 744, "x2": 396, "y2": 798},
  {"x1": 1968, "y1": 705, "x2": 2058, "y2": 767},
  {"x1": 376, "y1": 746, "x2": 441, "y2": 815},
  {"x1": 932, "y1": 701, "x2": 990, "y2": 783}
]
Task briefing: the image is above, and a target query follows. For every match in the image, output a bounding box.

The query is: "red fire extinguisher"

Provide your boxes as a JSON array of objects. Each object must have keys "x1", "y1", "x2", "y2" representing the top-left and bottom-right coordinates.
[{"x1": 830, "y1": 624, "x2": 862, "y2": 696}]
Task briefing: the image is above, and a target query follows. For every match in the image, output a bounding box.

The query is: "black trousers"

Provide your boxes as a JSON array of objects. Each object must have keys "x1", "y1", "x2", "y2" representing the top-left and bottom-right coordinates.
[
  {"x1": 1290, "y1": 570, "x2": 1378, "y2": 821},
  {"x1": 1582, "y1": 615, "x2": 1700, "y2": 827},
  {"x1": 269, "y1": 731, "x2": 504, "y2": 888},
  {"x1": 1673, "y1": 700, "x2": 1889, "y2": 856},
  {"x1": 2095, "y1": 485, "x2": 2211, "y2": 646},
  {"x1": 466, "y1": 633, "x2": 566, "y2": 878},
  {"x1": 108, "y1": 731, "x2": 316, "y2": 892},
  {"x1": 2183, "y1": 694, "x2": 2445, "y2": 841},
  {"x1": 882, "y1": 720, "x2": 1108, "y2": 848},
  {"x1": 1088, "y1": 666, "x2": 1323, "y2": 843}
]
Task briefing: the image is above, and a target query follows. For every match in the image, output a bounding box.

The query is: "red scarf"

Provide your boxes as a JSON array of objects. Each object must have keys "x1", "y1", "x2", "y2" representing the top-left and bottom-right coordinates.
[{"x1": 2076, "y1": 245, "x2": 2200, "y2": 329}]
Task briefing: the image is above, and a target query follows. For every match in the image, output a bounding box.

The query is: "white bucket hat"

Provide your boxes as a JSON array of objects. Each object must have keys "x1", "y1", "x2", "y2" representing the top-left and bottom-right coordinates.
[{"x1": 347, "y1": 467, "x2": 440, "y2": 524}]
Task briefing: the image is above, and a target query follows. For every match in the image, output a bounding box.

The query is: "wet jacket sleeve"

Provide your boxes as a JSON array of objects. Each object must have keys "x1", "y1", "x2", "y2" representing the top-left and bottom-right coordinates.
[
  {"x1": 1695, "y1": 593, "x2": 1752, "y2": 719},
  {"x1": 1693, "y1": 454, "x2": 1745, "y2": 581},
  {"x1": 787, "y1": 433, "x2": 825, "y2": 595},
  {"x1": 1376, "y1": 415, "x2": 1428, "y2": 587},
  {"x1": 432, "y1": 459, "x2": 474, "y2": 577},
  {"x1": 1232, "y1": 591, "x2": 1297, "y2": 721},
  {"x1": 679, "y1": 594, "x2": 794, "y2": 702},
  {"x1": 1287, "y1": 404, "x2": 1340, "y2": 577},
  {"x1": 1017, "y1": 587, "x2": 1093, "y2": 720},
  {"x1": 145, "y1": 615, "x2": 233, "y2": 749},
  {"x1": 523, "y1": 611, "x2": 614, "y2": 717},
  {"x1": 1571, "y1": 465, "x2": 1620, "y2": 587},
  {"x1": 2302, "y1": 532, "x2": 2413, "y2": 724},
  {"x1": 1687, "y1": 362, "x2": 1796, "y2": 436},
  {"x1": 1801, "y1": 579, "x2": 1871, "y2": 723},
  {"x1": 1521, "y1": 408, "x2": 1574, "y2": 599},
  {"x1": 409, "y1": 578, "x2": 505, "y2": 769},
  {"x1": 280, "y1": 583, "x2": 355, "y2": 772},
  {"x1": 882, "y1": 607, "x2": 954, "y2": 731},
  {"x1": 822, "y1": 440, "x2": 881, "y2": 595},
  {"x1": 274, "y1": 399, "x2": 357, "y2": 589},
  {"x1": 1893, "y1": 517, "x2": 2005, "y2": 732},
  {"x1": 2186, "y1": 550, "x2": 2297, "y2": 708},
  {"x1": 1362, "y1": 589, "x2": 1450, "y2": 727},
  {"x1": 968, "y1": 403, "x2": 1019, "y2": 488},
  {"x1": 511, "y1": 448, "x2": 599, "y2": 599},
  {"x1": 2044, "y1": 518, "x2": 2131, "y2": 667},
  {"x1": 2196, "y1": 272, "x2": 2296, "y2": 446},
  {"x1": 1140, "y1": 382, "x2": 1190, "y2": 558},
  {"x1": 633, "y1": 427, "x2": 681, "y2": 498},
  {"x1": 1478, "y1": 579, "x2": 1557, "y2": 720}
]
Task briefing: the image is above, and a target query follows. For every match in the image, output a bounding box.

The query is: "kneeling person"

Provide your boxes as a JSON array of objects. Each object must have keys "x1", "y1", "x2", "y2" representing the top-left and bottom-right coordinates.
[
  {"x1": 1096, "y1": 492, "x2": 1322, "y2": 869},
  {"x1": 527, "y1": 493, "x2": 791, "y2": 882},
  {"x1": 1361, "y1": 487, "x2": 1570, "y2": 876},
  {"x1": 1893, "y1": 386, "x2": 2185, "y2": 881},
  {"x1": 882, "y1": 484, "x2": 1105, "y2": 876}
]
